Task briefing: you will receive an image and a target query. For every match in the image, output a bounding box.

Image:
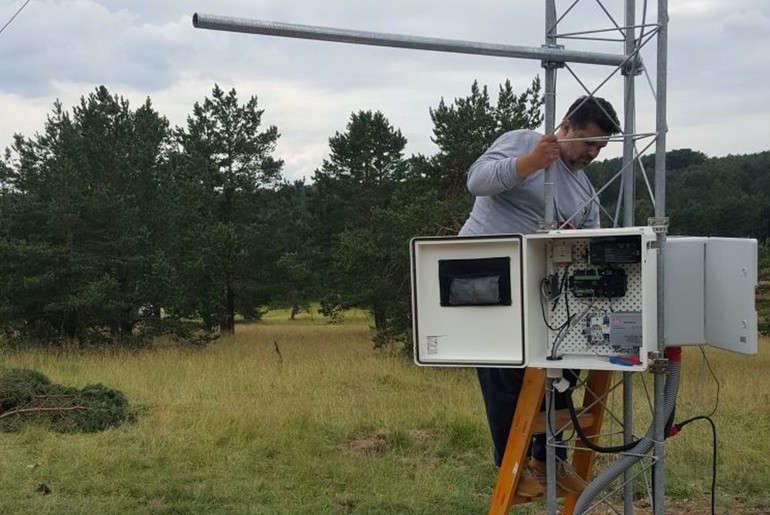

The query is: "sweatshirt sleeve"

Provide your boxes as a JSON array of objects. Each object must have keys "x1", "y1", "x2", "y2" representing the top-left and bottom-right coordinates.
[{"x1": 466, "y1": 130, "x2": 539, "y2": 196}]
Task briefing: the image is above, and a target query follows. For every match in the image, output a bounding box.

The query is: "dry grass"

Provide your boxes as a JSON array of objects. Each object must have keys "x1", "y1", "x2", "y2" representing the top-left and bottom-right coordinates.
[
  {"x1": 0, "y1": 324, "x2": 492, "y2": 514},
  {"x1": 0, "y1": 324, "x2": 767, "y2": 514}
]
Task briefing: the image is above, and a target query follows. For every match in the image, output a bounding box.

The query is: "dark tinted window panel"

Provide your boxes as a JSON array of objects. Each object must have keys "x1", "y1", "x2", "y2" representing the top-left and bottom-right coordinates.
[{"x1": 438, "y1": 257, "x2": 512, "y2": 306}]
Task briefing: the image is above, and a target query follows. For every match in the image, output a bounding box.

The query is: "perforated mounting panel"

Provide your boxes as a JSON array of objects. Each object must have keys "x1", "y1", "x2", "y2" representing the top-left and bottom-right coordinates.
[
  {"x1": 546, "y1": 239, "x2": 643, "y2": 357},
  {"x1": 524, "y1": 227, "x2": 657, "y2": 372}
]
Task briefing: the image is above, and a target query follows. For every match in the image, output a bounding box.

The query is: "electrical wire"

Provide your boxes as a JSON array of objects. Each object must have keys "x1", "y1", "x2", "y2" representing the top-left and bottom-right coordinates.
[
  {"x1": 697, "y1": 346, "x2": 721, "y2": 418},
  {"x1": 540, "y1": 278, "x2": 563, "y2": 331},
  {"x1": 539, "y1": 268, "x2": 572, "y2": 332},
  {"x1": 564, "y1": 391, "x2": 641, "y2": 453},
  {"x1": 561, "y1": 346, "x2": 717, "y2": 512},
  {"x1": 549, "y1": 295, "x2": 595, "y2": 360},
  {"x1": 665, "y1": 347, "x2": 720, "y2": 514},
  {"x1": 669, "y1": 416, "x2": 717, "y2": 515},
  {"x1": 550, "y1": 323, "x2": 569, "y2": 358},
  {"x1": 0, "y1": 0, "x2": 32, "y2": 38},
  {"x1": 563, "y1": 349, "x2": 717, "y2": 508}
]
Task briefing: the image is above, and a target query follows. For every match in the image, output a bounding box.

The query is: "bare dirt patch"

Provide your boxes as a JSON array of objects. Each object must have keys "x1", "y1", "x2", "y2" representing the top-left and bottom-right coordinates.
[
  {"x1": 340, "y1": 430, "x2": 391, "y2": 457},
  {"x1": 339, "y1": 428, "x2": 441, "y2": 458}
]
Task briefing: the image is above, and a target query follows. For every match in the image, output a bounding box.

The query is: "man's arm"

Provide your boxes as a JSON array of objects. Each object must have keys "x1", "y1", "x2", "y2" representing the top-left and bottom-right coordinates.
[
  {"x1": 467, "y1": 131, "x2": 561, "y2": 197},
  {"x1": 517, "y1": 134, "x2": 561, "y2": 177}
]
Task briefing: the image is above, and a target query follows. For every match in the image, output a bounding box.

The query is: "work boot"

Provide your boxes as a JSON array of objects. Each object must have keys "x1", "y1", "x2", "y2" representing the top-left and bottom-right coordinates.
[
  {"x1": 515, "y1": 461, "x2": 545, "y2": 498},
  {"x1": 530, "y1": 458, "x2": 587, "y2": 494}
]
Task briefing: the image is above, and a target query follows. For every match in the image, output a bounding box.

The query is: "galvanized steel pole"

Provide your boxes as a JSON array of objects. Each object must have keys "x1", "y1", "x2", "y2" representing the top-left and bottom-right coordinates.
[
  {"x1": 653, "y1": 0, "x2": 669, "y2": 514},
  {"x1": 543, "y1": 2, "x2": 559, "y2": 513},
  {"x1": 193, "y1": 13, "x2": 632, "y2": 67},
  {"x1": 654, "y1": 10, "x2": 668, "y2": 219},
  {"x1": 622, "y1": 2, "x2": 637, "y2": 513},
  {"x1": 542, "y1": 3, "x2": 559, "y2": 227}
]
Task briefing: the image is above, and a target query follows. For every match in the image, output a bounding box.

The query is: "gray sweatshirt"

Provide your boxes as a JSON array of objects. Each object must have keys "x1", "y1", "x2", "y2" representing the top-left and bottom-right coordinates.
[{"x1": 459, "y1": 129, "x2": 600, "y2": 236}]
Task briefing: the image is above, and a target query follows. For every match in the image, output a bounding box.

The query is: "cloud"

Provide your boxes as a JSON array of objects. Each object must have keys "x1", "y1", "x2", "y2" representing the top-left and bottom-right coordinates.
[
  {"x1": 0, "y1": 0, "x2": 188, "y2": 95},
  {"x1": 1, "y1": 0, "x2": 768, "y2": 182}
]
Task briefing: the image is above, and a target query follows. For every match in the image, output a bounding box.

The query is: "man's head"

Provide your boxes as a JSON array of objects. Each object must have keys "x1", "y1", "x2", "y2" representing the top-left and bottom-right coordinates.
[{"x1": 557, "y1": 96, "x2": 620, "y2": 170}]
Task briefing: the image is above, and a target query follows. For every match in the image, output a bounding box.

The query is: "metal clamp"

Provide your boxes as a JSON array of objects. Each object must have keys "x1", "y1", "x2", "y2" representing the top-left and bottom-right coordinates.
[
  {"x1": 647, "y1": 352, "x2": 669, "y2": 374},
  {"x1": 621, "y1": 56, "x2": 645, "y2": 77},
  {"x1": 538, "y1": 221, "x2": 559, "y2": 233},
  {"x1": 647, "y1": 217, "x2": 670, "y2": 234},
  {"x1": 541, "y1": 44, "x2": 566, "y2": 69}
]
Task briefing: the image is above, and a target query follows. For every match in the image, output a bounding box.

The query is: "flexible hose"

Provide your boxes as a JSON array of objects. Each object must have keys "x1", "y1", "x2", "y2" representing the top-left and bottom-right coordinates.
[{"x1": 572, "y1": 347, "x2": 682, "y2": 514}]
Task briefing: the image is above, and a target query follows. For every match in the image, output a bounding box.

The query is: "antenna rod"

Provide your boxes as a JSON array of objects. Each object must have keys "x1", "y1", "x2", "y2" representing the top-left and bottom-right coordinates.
[{"x1": 193, "y1": 13, "x2": 636, "y2": 68}]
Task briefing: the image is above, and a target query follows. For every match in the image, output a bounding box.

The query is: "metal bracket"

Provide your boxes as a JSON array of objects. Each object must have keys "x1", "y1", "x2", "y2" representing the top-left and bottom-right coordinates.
[
  {"x1": 538, "y1": 221, "x2": 558, "y2": 233},
  {"x1": 647, "y1": 217, "x2": 670, "y2": 234},
  {"x1": 621, "y1": 56, "x2": 645, "y2": 77},
  {"x1": 647, "y1": 352, "x2": 669, "y2": 374},
  {"x1": 541, "y1": 44, "x2": 566, "y2": 69}
]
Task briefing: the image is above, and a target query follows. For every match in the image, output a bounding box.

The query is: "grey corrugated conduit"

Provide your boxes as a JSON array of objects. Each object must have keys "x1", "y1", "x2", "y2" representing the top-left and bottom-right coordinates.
[{"x1": 572, "y1": 348, "x2": 682, "y2": 514}]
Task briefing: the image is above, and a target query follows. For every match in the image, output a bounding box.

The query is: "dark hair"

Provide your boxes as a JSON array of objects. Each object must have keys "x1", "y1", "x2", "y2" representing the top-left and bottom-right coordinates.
[{"x1": 565, "y1": 96, "x2": 620, "y2": 135}]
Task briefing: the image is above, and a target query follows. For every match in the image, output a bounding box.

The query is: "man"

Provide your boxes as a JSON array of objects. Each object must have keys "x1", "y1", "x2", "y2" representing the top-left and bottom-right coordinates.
[{"x1": 459, "y1": 95, "x2": 620, "y2": 497}]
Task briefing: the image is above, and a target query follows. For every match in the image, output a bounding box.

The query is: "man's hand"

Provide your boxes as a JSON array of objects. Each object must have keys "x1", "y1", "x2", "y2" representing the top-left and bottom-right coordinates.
[{"x1": 515, "y1": 134, "x2": 560, "y2": 179}]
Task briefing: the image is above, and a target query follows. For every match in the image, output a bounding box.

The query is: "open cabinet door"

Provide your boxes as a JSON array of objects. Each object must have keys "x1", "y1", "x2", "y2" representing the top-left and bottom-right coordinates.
[
  {"x1": 704, "y1": 238, "x2": 758, "y2": 355},
  {"x1": 411, "y1": 235, "x2": 525, "y2": 367},
  {"x1": 664, "y1": 237, "x2": 707, "y2": 346}
]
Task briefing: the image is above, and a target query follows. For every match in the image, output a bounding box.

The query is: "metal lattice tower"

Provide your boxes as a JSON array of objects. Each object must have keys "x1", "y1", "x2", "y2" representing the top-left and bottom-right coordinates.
[{"x1": 193, "y1": 2, "x2": 670, "y2": 513}]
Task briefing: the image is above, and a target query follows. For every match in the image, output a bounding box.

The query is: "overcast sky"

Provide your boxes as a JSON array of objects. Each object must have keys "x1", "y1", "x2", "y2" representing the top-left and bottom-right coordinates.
[{"x1": 1, "y1": 0, "x2": 768, "y2": 181}]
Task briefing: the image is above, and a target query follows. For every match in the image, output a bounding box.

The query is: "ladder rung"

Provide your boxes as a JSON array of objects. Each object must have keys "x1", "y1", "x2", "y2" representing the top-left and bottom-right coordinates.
[{"x1": 532, "y1": 407, "x2": 595, "y2": 434}]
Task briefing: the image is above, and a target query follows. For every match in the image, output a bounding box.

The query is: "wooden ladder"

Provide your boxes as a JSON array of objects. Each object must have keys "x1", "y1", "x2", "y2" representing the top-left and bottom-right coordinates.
[{"x1": 487, "y1": 367, "x2": 614, "y2": 515}]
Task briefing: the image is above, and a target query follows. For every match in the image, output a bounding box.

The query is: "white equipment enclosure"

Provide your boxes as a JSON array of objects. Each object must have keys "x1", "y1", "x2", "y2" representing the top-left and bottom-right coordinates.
[{"x1": 411, "y1": 227, "x2": 757, "y2": 372}]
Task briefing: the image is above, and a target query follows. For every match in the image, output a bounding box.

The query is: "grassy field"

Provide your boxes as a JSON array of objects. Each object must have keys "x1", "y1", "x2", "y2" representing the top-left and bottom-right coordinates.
[{"x1": 0, "y1": 319, "x2": 768, "y2": 514}]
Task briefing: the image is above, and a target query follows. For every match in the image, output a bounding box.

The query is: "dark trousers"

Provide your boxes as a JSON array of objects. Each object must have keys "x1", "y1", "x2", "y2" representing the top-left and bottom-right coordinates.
[{"x1": 477, "y1": 367, "x2": 580, "y2": 466}]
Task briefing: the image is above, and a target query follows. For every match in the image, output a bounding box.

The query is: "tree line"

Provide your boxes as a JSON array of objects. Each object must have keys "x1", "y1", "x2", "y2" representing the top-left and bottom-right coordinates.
[{"x1": 1, "y1": 80, "x2": 767, "y2": 348}]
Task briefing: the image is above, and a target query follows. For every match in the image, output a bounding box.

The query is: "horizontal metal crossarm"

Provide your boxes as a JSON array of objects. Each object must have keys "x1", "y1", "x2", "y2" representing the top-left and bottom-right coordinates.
[{"x1": 192, "y1": 13, "x2": 636, "y2": 67}]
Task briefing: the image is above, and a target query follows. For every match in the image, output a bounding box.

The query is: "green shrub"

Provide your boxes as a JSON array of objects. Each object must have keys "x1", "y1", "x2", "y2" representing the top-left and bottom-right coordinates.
[
  {"x1": 0, "y1": 368, "x2": 52, "y2": 411},
  {"x1": 0, "y1": 368, "x2": 135, "y2": 433}
]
